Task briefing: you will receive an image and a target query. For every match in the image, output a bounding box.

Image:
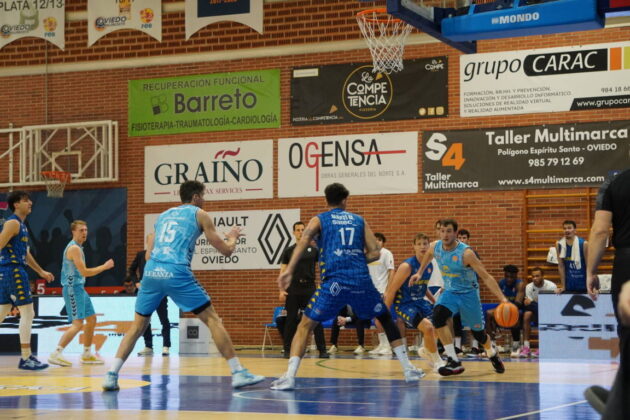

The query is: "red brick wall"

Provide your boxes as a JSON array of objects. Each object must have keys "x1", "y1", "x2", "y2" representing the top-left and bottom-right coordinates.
[{"x1": 0, "y1": 1, "x2": 627, "y2": 345}]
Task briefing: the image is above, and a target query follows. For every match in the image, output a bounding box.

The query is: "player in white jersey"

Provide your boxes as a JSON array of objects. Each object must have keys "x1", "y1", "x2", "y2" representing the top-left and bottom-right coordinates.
[{"x1": 368, "y1": 232, "x2": 395, "y2": 355}]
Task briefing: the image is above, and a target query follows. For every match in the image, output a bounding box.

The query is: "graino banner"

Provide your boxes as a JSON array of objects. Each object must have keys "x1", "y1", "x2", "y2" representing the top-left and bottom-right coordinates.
[
  {"x1": 128, "y1": 70, "x2": 280, "y2": 136},
  {"x1": 422, "y1": 121, "x2": 630, "y2": 192}
]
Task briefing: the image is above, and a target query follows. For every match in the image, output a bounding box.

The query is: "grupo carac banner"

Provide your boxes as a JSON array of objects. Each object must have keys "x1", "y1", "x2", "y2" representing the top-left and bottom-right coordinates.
[
  {"x1": 422, "y1": 121, "x2": 630, "y2": 192},
  {"x1": 0, "y1": 0, "x2": 65, "y2": 50},
  {"x1": 128, "y1": 70, "x2": 280, "y2": 136},
  {"x1": 145, "y1": 140, "x2": 273, "y2": 203},
  {"x1": 460, "y1": 41, "x2": 630, "y2": 117},
  {"x1": 87, "y1": 0, "x2": 161, "y2": 46},
  {"x1": 144, "y1": 209, "x2": 300, "y2": 270},
  {"x1": 291, "y1": 58, "x2": 448, "y2": 125},
  {"x1": 185, "y1": 0, "x2": 263, "y2": 39},
  {"x1": 278, "y1": 132, "x2": 418, "y2": 197}
]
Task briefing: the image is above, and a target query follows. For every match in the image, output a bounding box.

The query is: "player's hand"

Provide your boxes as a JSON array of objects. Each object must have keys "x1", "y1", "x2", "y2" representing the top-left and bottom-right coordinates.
[
  {"x1": 587, "y1": 274, "x2": 600, "y2": 301},
  {"x1": 103, "y1": 259, "x2": 115, "y2": 270},
  {"x1": 500, "y1": 297, "x2": 509, "y2": 304},
  {"x1": 618, "y1": 282, "x2": 630, "y2": 326},
  {"x1": 225, "y1": 227, "x2": 243, "y2": 240},
  {"x1": 524, "y1": 298, "x2": 532, "y2": 307},
  {"x1": 409, "y1": 272, "x2": 421, "y2": 285},
  {"x1": 554, "y1": 287, "x2": 563, "y2": 295},
  {"x1": 337, "y1": 316, "x2": 346, "y2": 326},
  {"x1": 278, "y1": 290, "x2": 287, "y2": 303},
  {"x1": 277, "y1": 271, "x2": 292, "y2": 291},
  {"x1": 41, "y1": 271, "x2": 54, "y2": 283}
]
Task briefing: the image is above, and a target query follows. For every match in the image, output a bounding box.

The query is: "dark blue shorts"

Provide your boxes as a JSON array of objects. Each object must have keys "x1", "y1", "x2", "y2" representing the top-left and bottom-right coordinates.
[
  {"x1": 304, "y1": 279, "x2": 387, "y2": 323},
  {"x1": 395, "y1": 299, "x2": 433, "y2": 329},
  {"x1": 0, "y1": 265, "x2": 32, "y2": 306}
]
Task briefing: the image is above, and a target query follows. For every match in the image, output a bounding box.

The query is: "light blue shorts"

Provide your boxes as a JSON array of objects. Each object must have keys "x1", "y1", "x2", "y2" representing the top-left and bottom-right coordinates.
[
  {"x1": 63, "y1": 285, "x2": 95, "y2": 322},
  {"x1": 436, "y1": 289, "x2": 485, "y2": 331}
]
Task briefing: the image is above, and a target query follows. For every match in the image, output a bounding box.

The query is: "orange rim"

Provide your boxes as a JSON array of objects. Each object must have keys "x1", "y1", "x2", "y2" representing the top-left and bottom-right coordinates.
[
  {"x1": 41, "y1": 171, "x2": 72, "y2": 183},
  {"x1": 356, "y1": 8, "x2": 401, "y2": 23}
]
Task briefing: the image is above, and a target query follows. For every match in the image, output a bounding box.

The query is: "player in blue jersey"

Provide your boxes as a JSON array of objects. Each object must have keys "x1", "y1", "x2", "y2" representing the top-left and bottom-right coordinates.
[
  {"x1": 271, "y1": 183, "x2": 424, "y2": 390},
  {"x1": 103, "y1": 180, "x2": 264, "y2": 391},
  {"x1": 384, "y1": 233, "x2": 443, "y2": 372},
  {"x1": 556, "y1": 220, "x2": 588, "y2": 293},
  {"x1": 0, "y1": 191, "x2": 54, "y2": 370},
  {"x1": 411, "y1": 219, "x2": 508, "y2": 376},
  {"x1": 48, "y1": 220, "x2": 114, "y2": 367}
]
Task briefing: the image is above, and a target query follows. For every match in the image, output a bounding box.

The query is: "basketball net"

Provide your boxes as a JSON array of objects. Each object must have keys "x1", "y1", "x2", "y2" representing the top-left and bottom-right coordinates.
[
  {"x1": 356, "y1": 8, "x2": 413, "y2": 74},
  {"x1": 41, "y1": 171, "x2": 71, "y2": 198}
]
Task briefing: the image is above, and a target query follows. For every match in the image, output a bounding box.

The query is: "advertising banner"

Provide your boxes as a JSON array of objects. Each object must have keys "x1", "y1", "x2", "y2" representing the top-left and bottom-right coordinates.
[
  {"x1": 145, "y1": 140, "x2": 273, "y2": 203},
  {"x1": 278, "y1": 132, "x2": 418, "y2": 198},
  {"x1": 129, "y1": 70, "x2": 280, "y2": 136},
  {"x1": 0, "y1": 0, "x2": 65, "y2": 50},
  {"x1": 87, "y1": 0, "x2": 161, "y2": 46},
  {"x1": 185, "y1": 0, "x2": 263, "y2": 39},
  {"x1": 422, "y1": 121, "x2": 629, "y2": 192},
  {"x1": 460, "y1": 41, "x2": 630, "y2": 117},
  {"x1": 539, "y1": 294, "x2": 618, "y2": 360},
  {"x1": 145, "y1": 209, "x2": 300, "y2": 270},
  {"x1": 291, "y1": 58, "x2": 448, "y2": 125}
]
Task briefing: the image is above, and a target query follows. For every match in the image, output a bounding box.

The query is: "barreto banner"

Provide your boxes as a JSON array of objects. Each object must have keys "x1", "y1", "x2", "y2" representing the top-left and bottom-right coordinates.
[
  {"x1": 460, "y1": 41, "x2": 630, "y2": 117},
  {"x1": 145, "y1": 209, "x2": 300, "y2": 270},
  {"x1": 278, "y1": 131, "x2": 418, "y2": 198},
  {"x1": 0, "y1": 0, "x2": 65, "y2": 50},
  {"x1": 291, "y1": 58, "x2": 448, "y2": 125},
  {"x1": 128, "y1": 69, "x2": 280, "y2": 136},
  {"x1": 422, "y1": 121, "x2": 630, "y2": 192},
  {"x1": 185, "y1": 0, "x2": 263, "y2": 39},
  {"x1": 144, "y1": 140, "x2": 273, "y2": 203},
  {"x1": 87, "y1": 0, "x2": 161, "y2": 46}
]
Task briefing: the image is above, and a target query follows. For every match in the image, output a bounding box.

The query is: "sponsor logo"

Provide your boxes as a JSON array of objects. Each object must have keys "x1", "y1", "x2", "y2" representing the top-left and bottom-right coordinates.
[
  {"x1": 43, "y1": 17, "x2": 57, "y2": 32},
  {"x1": 145, "y1": 267, "x2": 174, "y2": 279},
  {"x1": 334, "y1": 249, "x2": 343, "y2": 257},
  {"x1": 140, "y1": 8, "x2": 155, "y2": 24},
  {"x1": 560, "y1": 295, "x2": 596, "y2": 316},
  {"x1": 95, "y1": 16, "x2": 128, "y2": 32},
  {"x1": 330, "y1": 282, "x2": 341, "y2": 296},
  {"x1": 491, "y1": 12, "x2": 540, "y2": 25},
  {"x1": 342, "y1": 67, "x2": 393, "y2": 119},
  {"x1": 257, "y1": 214, "x2": 291, "y2": 265},
  {"x1": 374, "y1": 303, "x2": 383, "y2": 313},
  {"x1": 425, "y1": 59, "x2": 445, "y2": 72},
  {"x1": 187, "y1": 326, "x2": 199, "y2": 339}
]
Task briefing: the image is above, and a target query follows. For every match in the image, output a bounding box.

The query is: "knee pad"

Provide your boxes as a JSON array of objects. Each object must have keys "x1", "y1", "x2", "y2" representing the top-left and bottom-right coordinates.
[
  {"x1": 472, "y1": 329, "x2": 488, "y2": 345},
  {"x1": 431, "y1": 305, "x2": 452, "y2": 328},
  {"x1": 376, "y1": 310, "x2": 401, "y2": 343}
]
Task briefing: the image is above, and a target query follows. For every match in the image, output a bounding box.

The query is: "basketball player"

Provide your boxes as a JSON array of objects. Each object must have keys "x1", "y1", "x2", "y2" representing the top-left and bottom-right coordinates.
[
  {"x1": 411, "y1": 219, "x2": 508, "y2": 376},
  {"x1": 103, "y1": 180, "x2": 264, "y2": 391},
  {"x1": 271, "y1": 183, "x2": 424, "y2": 390},
  {"x1": 0, "y1": 191, "x2": 54, "y2": 370},
  {"x1": 48, "y1": 220, "x2": 114, "y2": 367},
  {"x1": 384, "y1": 233, "x2": 443, "y2": 371}
]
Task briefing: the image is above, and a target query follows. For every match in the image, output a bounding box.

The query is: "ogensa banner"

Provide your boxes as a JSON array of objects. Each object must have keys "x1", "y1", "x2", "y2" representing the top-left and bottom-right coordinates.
[
  {"x1": 278, "y1": 132, "x2": 418, "y2": 197},
  {"x1": 145, "y1": 140, "x2": 272, "y2": 203}
]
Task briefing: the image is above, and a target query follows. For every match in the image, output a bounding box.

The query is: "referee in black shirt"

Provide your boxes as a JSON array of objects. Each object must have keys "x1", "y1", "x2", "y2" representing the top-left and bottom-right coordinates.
[
  {"x1": 280, "y1": 221, "x2": 328, "y2": 358},
  {"x1": 585, "y1": 169, "x2": 630, "y2": 419}
]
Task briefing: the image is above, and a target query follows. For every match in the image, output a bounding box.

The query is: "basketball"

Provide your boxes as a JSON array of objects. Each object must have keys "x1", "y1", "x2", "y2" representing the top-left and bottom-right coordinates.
[{"x1": 494, "y1": 302, "x2": 519, "y2": 327}]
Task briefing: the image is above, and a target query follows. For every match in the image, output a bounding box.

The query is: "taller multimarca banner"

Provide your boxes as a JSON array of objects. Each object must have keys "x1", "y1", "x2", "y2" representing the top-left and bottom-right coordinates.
[
  {"x1": 129, "y1": 70, "x2": 280, "y2": 136},
  {"x1": 87, "y1": 0, "x2": 161, "y2": 46},
  {"x1": 0, "y1": 0, "x2": 65, "y2": 50},
  {"x1": 460, "y1": 41, "x2": 630, "y2": 117}
]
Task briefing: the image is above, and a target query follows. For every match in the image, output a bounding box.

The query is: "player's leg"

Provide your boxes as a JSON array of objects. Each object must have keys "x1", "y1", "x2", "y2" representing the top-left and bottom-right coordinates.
[
  {"x1": 328, "y1": 307, "x2": 344, "y2": 352},
  {"x1": 0, "y1": 304, "x2": 11, "y2": 324},
  {"x1": 49, "y1": 319, "x2": 83, "y2": 367},
  {"x1": 79, "y1": 290, "x2": 103, "y2": 364},
  {"x1": 139, "y1": 321, "x2": 154, "y2": 356},
  {"x1": 157, "y1": 297, "x2": 171, "y2": 354},
  {"x1": 282, "y1": 292, "x2": 300, "y2": 356},
  {"x1": 461, "y1": 292, "x2": 504, "y2": 374},
  {"x1": 521, "y1": 307, "x2": 534, "y2": 357}
]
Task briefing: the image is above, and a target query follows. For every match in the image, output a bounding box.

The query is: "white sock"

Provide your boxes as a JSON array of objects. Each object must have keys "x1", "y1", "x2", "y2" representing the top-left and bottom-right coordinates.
[
  {"x1": 486, "y1": 344, "x2": 497, "y2": 358},
  {"x1": 512, "y1": 342, "x2": 520, "y2": 351},
  {"x1": 83, "y1": 346, "x2": 91, "y2": 355},
  {"x1": 53, "y1": 345, "x2": 64, "y2": 355},
  {"x1": 429, "y1": 350, "x2": 442, "y2": 364},
  {"x1": 472, "y1": 339, "x2": 479, "y2": 348},
  {"x1": 109, "y1": 358, "x2": 124, "y2": 374},
  {"x1": 491, "y1": 340, "x2": 497, "y2": 348},
  {"x1": 378, "y1": 333, "x2": 388, "y2": 346},
  {"x1": 454, "y1": 337, "x2": 462, "y2": 348},
  {"x1": 393, "y1": 345, "x2": 413, "y2": 370},
  {"x1": 20, "y1": 347, "x2": 31, "y2": 360},
  {"x1": 227, "y1": 357, "x2": 243, "y2": 374},
  {"x1": 287, "y1": 356, "x2": 301, "y2": 377},
  {"x1": 444, "y1": 344, "x2": 459, "y2": 361},
  {"x1": 524, "y1": 340, "x2": 530, "y2": 348}
]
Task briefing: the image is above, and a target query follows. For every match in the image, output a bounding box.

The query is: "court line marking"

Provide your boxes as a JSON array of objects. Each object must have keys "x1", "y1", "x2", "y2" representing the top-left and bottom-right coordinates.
[{"x1": 494, "y1": 400, "x2": 588, "y2": 420}]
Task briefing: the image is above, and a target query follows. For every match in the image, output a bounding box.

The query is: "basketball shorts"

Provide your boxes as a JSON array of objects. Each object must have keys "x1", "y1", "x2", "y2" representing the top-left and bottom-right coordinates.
[
  {"x1": 63, "y1": 285, "x2": 95, "y2": 322},
  {"x1": 436, "y1": 289, "x2": 485, "y2": 331},
  {"x1": 0, "y1": 265, "x2": 32, "y2": 306},
  {"x1": 524, "y1": 301, "x2": 539, "y2": 324},
  {"x1": 395, "y1": 299, "x2": 433, "y2": 329},
  {"x1": 135, "y1": 261, "x2": 210, "y2": 316},
  {"x1": 304, "y1": 279, "x2": 387, "y2": 323}
]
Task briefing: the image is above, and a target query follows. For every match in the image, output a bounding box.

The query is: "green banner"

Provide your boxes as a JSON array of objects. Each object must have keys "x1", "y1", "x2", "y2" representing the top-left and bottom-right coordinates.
[{"x1": 128, "y1": 69, "x2": 280, "y2": 136}]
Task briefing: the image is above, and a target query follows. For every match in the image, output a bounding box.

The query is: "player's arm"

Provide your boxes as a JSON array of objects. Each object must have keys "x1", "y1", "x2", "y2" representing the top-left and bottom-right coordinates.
[
  {"x1": 145, "y1": 232, "x2": 154, "y2": 261},
  {"x1": 278, "y1": 217, "x2": 321, "y2": 290},
  {"x1": 384, "y1": 262, "x2": 411, "y2": 308},
  {"x1": 514, "y1": 281, "x2": 525, "y2": 306},
  {"x1": 0, "y1": 219, "x2": 19, "y2": 250},
  {"x1": 67, "y1": 245, "x2": 114, "y2": 278},
  {"x1": 587, "y1": 210, "x2": 612, "y2": 300},
  {"x1": 26, "y1": 250, "x2": 54, "y2": 282},
  {"x1": 425, "y1": 287, "x2": 436, "y2": 305},
  {"x1": 363, "y1": 221, "x2": 380, "y2": 263},
  {"x1": 197, "y1": 210, "x2": 241, "y2": 257},
  {"x1": 556, "y1": 241, "x2": 566, "y2": 293},
  {"x1": 278, "y1": 247, "x2": 290, "y2": 300},
  {"x1": 410, "y1": 242, "x2": 435, "y2": 284},
  {"x1": 464, "y1": 249, "x2": 508, "y2": 303},
  {"x1": 523, "y1": 284, "x2": 533, "y2": 306}
]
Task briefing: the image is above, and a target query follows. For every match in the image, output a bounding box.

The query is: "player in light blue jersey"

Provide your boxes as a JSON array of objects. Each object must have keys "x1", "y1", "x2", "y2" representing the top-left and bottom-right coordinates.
[
  {"x1": 0, "y1": 191, "x2": 54, "y2": 371},
  {"x1": 271, "y1": 183, "x2": 424, "y2": 391},
  {"x1": 103, "y1": 180, "x2": 264, "y2": 391},
  {"x1": 411, "y1": 219, "x2": 508, "y2": 376},
  {"x1": 384, "y1": 233, "x2": 443, "y2": 372},
  {"x1": 49, "y1": 220, "x2": 114, "y2": 367}
]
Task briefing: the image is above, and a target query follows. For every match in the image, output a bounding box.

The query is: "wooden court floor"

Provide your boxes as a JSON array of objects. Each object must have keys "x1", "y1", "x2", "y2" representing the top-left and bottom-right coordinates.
[{"x1": 0, "y1": 349, "x2": 617, "y2": 419}]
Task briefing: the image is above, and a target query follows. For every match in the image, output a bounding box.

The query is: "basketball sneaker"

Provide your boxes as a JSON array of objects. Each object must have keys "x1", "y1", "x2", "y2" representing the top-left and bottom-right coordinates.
[
  {"x1": 162, "y1": 347, "x2": 170, "y2": 356},
  {"x1": 81, "y1": 353, "x2": 104, "y2": 365},
  {"x1": 328, "y1": 344, "x2": 338, "y2": 354},
  {"x1": 403, "y1": 366, "x2": 425, "y2": 382},
  {"x1": 418, "y1": 347, "x2": 445, "y2": 373},
  {"x1": 510, "y1": 347, "x2": 521, "y2": 358},
  {"x1": 353, "y1": 345, "x2": 366, "y2": 355},
  {"x1": 368, "y1": 344, "x2": 383, "y2": 355},
  {"x1": 584, "y1": 385, "x2": 608, "y2": 415},
  {"x1": 519, "y1": 346, "x2": 531, "y2": 358},
  {"x1": 137, "y1": 347, "x2": 154, "y2": 356},
  {"x1": 102, "y1": 372, "x2": 120, "y2": 391},
  {"x1": 270, "y1": 373, "x2": 295, "y2": 391},
  {"x1": 18, "y1": 355, "x2": 48, "y2": 370},
  {"x1": 438, "y1": 357, "x2": 465, "y2": 376},
  {"x1": 531, "y1": 349, "x2": 539, "y2": 358},
  {"x1": 376, "y1": 345, "x2": 392, "y2": 355},
  {"x1": 49, "y1": 352, "x2": 72, "y2": 367},
  {"x1": 489, "y1": 353, "x2": 505, "y2": 373},
  {"x1": 232, "y1": 368, "x2": 265, "y2": 389}
]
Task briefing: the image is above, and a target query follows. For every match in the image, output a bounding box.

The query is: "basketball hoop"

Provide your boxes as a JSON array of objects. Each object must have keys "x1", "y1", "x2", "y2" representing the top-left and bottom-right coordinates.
[
  {"x1": 356, "y1": 8, "x2": 413, "y2": 74},
  {"x1": 41, "y1": 171, "x2": 71, "y2": 198}
]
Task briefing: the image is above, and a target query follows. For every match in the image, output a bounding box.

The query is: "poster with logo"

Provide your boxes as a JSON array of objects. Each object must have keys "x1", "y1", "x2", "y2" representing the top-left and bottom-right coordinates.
[
  {"x1": 145, "y1": 140, "x2": 273, "y2": 203},
  {"x1": 144, "y1": 209, "x2": 300, "y2": 270},
  {"x1": 539, "y1": 294, "x2": 618, "y2": 360},
  {"x1": 278, "y1": 132, "x2": 418, "y2": 198},
  {"x1": 185, "y1": 0, "x2": 263, "y2": 39},
  {"x1": 291, "y1": 58, "x2": 448, "y2": 125},
  {"x1": 461, "y1": 41, "x2": 630, "y2": 116},
  {"x1": 87, "y1": 0, "x2": 161, "y2": 46},
  {"x1": 422, "y1": 121, "x2": 629, "y2": 192},
  {"x1": 0, "y1": 0, "x2": 65, "y2": 50},
  {"x1": 129, "y1": 70, "x2": 280, "y2": 136}
]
